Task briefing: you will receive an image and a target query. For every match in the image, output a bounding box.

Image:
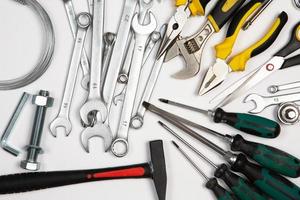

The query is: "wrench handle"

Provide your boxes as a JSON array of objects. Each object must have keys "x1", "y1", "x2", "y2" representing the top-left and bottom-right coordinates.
[
  {"x1": 213, "y1": 108, "x2": 281, "y2": 138},
  {"x1": 0, "y1": 163, "x2": 151, "y2": 194}
]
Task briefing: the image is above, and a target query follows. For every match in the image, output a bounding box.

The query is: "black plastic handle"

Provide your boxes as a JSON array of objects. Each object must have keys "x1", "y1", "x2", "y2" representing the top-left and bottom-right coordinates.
[
  {"x1": 206, "y1": 178, "x2": 238, "y2": 200},
  {"x1": 0, "y1": 163, "x2": 151, "y2": 194}
]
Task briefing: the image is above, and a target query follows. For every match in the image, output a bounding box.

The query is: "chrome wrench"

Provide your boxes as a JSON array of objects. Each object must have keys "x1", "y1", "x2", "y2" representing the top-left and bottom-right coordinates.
[
  {"x1": 87, "y1": 0, "x2": 94, "y2": 14},
  {"x1": 268, "y1": 81, "x2": 300, "y2": 94},
  {"x1": 111, "y1": 13, "x2": 157, "y2": 157},
  {"x1": 101, "y1": 32, "x2": 116, "y2": 87},
  {"x1": 62, "y1": 0, "x2": 90, "y2": 90},
  {"x1": 80, "y1": 0, "x2": 108, "y2": 125},
  {"x1": 50, "y1": 13, "x2": 92, "y2": 137}
]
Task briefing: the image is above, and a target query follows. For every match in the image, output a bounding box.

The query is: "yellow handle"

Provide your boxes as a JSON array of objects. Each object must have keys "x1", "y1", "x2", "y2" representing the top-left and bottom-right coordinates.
[
  {"x1": 176, "y1": 0, "x2": 205, "y2": 16},
  {"x1": 215, "y1": 1, "x2": 263, "y2": 60}
]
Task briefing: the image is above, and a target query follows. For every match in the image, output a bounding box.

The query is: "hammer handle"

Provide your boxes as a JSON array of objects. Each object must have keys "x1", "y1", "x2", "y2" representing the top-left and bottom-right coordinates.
[{"x1": 0, "y1": 163, "x2": 151, "y2": 194}]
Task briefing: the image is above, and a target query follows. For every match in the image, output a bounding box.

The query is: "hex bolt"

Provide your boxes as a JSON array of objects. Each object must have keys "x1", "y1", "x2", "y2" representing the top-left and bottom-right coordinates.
[{"x1": 21, "y1": 90, "x2": 54, "y2": 171}]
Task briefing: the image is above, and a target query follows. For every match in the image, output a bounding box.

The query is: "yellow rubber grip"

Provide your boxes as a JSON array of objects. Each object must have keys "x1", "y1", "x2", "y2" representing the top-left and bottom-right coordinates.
[
  {"x1": 229, "y1": 17, "x2": 282, "y2": 71},
  {"x1": 215, "y1": 2, "x2": 263, "y2": 60},
  {"x1": 176, "y1": 0, "x2": 205, "y2": 16}
]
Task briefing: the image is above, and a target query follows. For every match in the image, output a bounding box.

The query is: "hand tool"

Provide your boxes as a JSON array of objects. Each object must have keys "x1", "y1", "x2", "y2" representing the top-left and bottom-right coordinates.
[
  {"x1": 62, "y1": 0, "x2": 91, "y2": 90},
  {"x1": 199, "y1": 10, "x2": 287, "y2": 95},
  {"x1": 131, "y1": 25, "x2": 167, "y2": 129},
  {"x1": 157, "y1": 0, "x2": 212, "y2": 58},
  {"x1": 172, "y1": 141, "x2": 238, "y2": 200},
  {"x1": 143, "y1": 31, "x2": 162, "y2": 65},
  {"x1": 268, "y1": 81, "x2": 300, "y2": 94},
  {"x1": 102, "y1": 32, "x2": 116, "y2": 87},
  {"x1": 111, "y1": 13, "x2": 157, "y2": 157},
  {"x1": 162, "y1": 123, "x2": 268, "y2": 200},
  {"x1": 50, "y1": 13, "x2": 91, "y2": 137},
  {"x1": 21, "y1": 90, "x2": 54, "y2": 171},
  {"x1": 277, "y1": 102, "x2": 300, "y2": 125},
  {"x1": 294, "y1": 0, "x2": 300, "y2": 9},
  {"x1": 80, "y1": 0, "x2": 108, "y2": 126},
  {"x1": 244, "y1": 92, "x2": 300, "y2": 114},
  {"x1": 242, "y1": 0, "x2": 273, "y2": 30},
  {"x1": 102, "y1": 0, "x2": 138, "y2": 110},
  {"x1": 87, "y1": 0, "x2": 93, "y2": 13},
  {"x1": 0, "y1": 0, "x2": 55, "y2": 90},
  {"x1": 143, "y1": 102, "x2": 300, "y2": 200},
  {"x1": 0, "y1": 140, "x2": 167, "y2": 200},
  {"x1": 159, "y1": 98, "x2": 280, "y2": 138},
  {"x1": 144, "y1": 102, "x2": 300, "y2": 178},
  {"x1": 213, "y1": 22, "x2": 300, "y2": 108},
  {"x1": 1, "y1": 93, "x2": 30, "y2": 156},
  {"x1": 163, "y1": 0, "x2": 245, "y2": 79}
]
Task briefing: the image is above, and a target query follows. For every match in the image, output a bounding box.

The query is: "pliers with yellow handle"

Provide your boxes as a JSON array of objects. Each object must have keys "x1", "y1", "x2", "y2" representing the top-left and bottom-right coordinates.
[
  {"x1": 157, "y1": 0, "x2": 212, "y2": 59},
  {"x1": 199, "y1": 1, "x2": 288, "y2": 95}
]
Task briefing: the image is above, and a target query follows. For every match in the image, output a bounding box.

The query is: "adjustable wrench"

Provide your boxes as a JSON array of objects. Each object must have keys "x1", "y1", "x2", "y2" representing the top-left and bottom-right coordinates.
[
  {"x1": 50, "y1": 13, "x2": 91, "y2": 137},
  {"x1": 80, "y1": 0, "x2": 108, "y2": 125},
  {"x1": 111, "y1": 13, "x2": 157, "y2": 157},
  {"x1": 245, "y1": 92, "x2": 300, "y2": 114},
  {"x1": 62, "y1": 0, "x2": 90, "y2": 90}
]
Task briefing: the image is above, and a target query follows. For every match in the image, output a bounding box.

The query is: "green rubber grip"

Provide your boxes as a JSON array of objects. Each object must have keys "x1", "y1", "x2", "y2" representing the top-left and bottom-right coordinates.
[
  {"x1": 208, "y1": 0, "x2": 245, "y2": 32},
  {"x1": 231, "y1": 135, "x2": 300, "y2": 178},
  {"x1": 215, "y1": 164, "x2": 268, "y2": 200},
  {"x1": 205, "y1": 178, "x2": 238, "y2": 200},
  {"x1": 213, "y1": 108, "x2": 281, "y2": 138},
  {"x1": 231, "y1": 154, "x2": 300, "y2": 200}
]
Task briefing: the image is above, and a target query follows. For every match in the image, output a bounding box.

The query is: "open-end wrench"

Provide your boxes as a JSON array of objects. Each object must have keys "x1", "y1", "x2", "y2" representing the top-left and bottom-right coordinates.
[
  {"x1": 62, "y1": 0, "x2": 90, "y2": 90},
  {"x1": 111, "y1": 13, "x2": 157, "y2": 157},
  {"x1": 244, "y1": 92, "x2": 300, "y2": 114},
  {"x1": 101, "y1": 32, "x2": 116, "y2": 87},
  {"x1": 268, "y1": 81, "x2": 300, "y2": 94},
  {"x1": 50, "y1": 13, "x2": 92, "y2": 137},
  {"x1": 80, "y1": 0, "x2": 108, "y2": 126}
]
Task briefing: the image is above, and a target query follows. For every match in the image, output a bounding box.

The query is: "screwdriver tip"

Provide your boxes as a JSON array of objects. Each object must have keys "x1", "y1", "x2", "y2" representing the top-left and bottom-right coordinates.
[
  {"x1": 159, "y1": 98, "x2": 169, "y2": 103},
  {"x1": 142, "y1": 101, "x2": 151, "y2": 109}
]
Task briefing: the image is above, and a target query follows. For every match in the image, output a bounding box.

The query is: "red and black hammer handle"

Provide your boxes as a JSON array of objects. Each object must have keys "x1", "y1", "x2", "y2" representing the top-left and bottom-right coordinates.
[{"x1": 0, "y1": 163, "x2": 151, "y2": 194}]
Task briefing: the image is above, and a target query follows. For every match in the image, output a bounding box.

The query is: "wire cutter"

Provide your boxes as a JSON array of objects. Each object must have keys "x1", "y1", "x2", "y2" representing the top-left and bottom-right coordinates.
[
  {"x1": 199, "y1": 1, "x2": 287, "y2": 95},
  {"x1": 162, "y1": 0, "x2": 245, "y2": 79},
  {"x1": 157, "y1": 0, "x2": 212, "y2": 59}
]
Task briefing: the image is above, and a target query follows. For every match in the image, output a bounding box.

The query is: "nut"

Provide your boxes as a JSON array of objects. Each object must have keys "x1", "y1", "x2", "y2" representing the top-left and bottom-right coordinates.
[
  {"x1": 20, "y1": 160, "x2": 40, "y2": 171},
  {"x1": 32, "y1": 95, "x2": 54, "y2": 107}
]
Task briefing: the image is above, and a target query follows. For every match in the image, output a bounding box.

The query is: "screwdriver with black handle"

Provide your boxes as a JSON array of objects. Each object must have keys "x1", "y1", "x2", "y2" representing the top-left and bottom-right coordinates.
[
  {"x1": 161, "y1": 121, "x2": 269, "y2": 200},
  {"x1": 172, "y1": 141, "x2": 238, "y2": 200},
  {"x1": 148, "y1": 102, "x2": 300, "y2": 178},
  {"x1": 143, "y1": 102, "x2": 300, "y2": 200},
  {"x1": 159, "y1": 98, "x2": 281, "y2": 138}
]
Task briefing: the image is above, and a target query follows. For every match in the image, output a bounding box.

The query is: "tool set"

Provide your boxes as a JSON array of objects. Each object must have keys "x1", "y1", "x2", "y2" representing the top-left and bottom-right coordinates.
[{"x1": 1, "y1": 0, "x2": 300, "y2": 199}]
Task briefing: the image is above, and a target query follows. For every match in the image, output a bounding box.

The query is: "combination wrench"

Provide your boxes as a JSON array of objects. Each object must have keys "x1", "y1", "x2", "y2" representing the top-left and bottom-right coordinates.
[
  {"x1": 62, "y1": 0, "x2": 91, "y2": 90},
  {"x1": 268, "y1": 81, "x2": 300, "y2": 94},
  {"x1": 50, "y1": 13, "x2": 91, "y2": 137},
  {"x1": 111, "y1": 13, "x2": 157, "y2": 157},
  {"x1": 80, "y1": 0, "x2": 108, "y2": 126},
  {"x1": 245, "y1": 92, "x2": 300, "y2": 114}
]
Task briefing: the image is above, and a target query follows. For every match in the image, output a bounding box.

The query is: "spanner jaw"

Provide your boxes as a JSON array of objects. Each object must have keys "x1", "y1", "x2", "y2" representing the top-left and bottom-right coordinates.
[
  {"x1": 80, "y1": 100, "x2": 108, "y2": 125},
  {"x1": 244, "y1": 94, "x2": 267, "y2": 114},
  {"x1": 49, "y1": 117, "x2": 72, "y2": 137}
]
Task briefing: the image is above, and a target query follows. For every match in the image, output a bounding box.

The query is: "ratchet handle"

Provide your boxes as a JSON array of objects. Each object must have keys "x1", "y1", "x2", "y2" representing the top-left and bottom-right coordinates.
[
  {"x1": 206, "y1": 178, "x2": 238, "y2": 200},
  {"x1": 228, "y1": 11, "x2": 288, "y2": 72},
  {"x1": 231, "y1": 134, "x2": 300, "y2": 178},
  {"x1": 281, "y1": 54, "x2": 300, "y2": 69},
  {"x1": 215, "y1": 0, "x2": 265, "y2": 60},
  {"x1": 208, "y1": 0, "x2": 245, "y2": 32},
  {"x1": 0, "y1": 164, "x2": 151, "y2": 194},
  {"x1": 215, "y1": 164, "x2": 268, "y2": 200},
  {"x1": 275, "y1": 22, "x2": 300, "y2": 58},
  {"x1": 213, "y1": 108, "x2": 281, "y2": 138},
  {"x1": 231, "y1": 154, "x2": 300, "y2": 200}
]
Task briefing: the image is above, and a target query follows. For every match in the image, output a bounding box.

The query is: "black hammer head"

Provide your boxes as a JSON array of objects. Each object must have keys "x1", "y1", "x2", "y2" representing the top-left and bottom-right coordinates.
[{"x1": 149, "y1": 140, "x2": 167, "y2": 200}]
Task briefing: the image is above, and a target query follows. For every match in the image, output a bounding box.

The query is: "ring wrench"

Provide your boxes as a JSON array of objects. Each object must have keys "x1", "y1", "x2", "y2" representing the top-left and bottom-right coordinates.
[
  {"x1": 111, "y1": 13, "x2": 157, "y2": 157},
  {"x1": 268, "y1": 81, "x2": 300, "y2": 94},
  {"x1": 80, "y1": 0, "x2": 108, "y2": 126},
  {"x1": 244, "y1": 92, "x2": 300, "y2": 114},
  {"x1": 62, "y1": 0, "x2": 91, "y2": 90},
  {"x1": 50, "y1": 13, "x2": 92, "y2": 137}
]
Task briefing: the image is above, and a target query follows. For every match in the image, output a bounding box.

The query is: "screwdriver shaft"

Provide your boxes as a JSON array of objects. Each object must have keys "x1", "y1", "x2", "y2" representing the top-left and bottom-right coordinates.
[{"x1": 159, "y1": 99, "x2": 209, "y2": 115}]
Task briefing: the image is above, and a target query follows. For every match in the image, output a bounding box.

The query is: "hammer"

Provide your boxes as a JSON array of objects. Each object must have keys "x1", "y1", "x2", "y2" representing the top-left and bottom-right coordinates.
[{"x1": 0, "y1": 140, "x2": 167, "y2": 200}]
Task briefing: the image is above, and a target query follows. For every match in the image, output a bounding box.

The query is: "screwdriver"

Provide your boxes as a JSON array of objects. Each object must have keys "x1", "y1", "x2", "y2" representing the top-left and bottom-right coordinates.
[
  {"x1": 162, "y1": 121, "x2": 268, "y2": 200},
  {"x1": 159, "y1": 98, "x2": 281, "y2": 138},
  {"x1": 143, "y1": 102, "x2": 300, "y2": 200},
  {"x1": 172, "y1": 141, "x2": 238, "y2": 200},
  {"x1": 147, "y1": 102, "x2": 300, "y2": 178}
]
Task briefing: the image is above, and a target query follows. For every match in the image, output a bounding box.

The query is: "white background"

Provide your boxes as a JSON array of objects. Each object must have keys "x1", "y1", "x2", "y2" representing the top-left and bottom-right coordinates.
[{"x1": 0, "y1": 0, "x2": 300, "y2": 199}]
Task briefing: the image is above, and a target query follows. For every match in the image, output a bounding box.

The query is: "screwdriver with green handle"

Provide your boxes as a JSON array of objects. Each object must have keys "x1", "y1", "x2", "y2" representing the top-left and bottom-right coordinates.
[
  {"x1": 148, "y1": 102, "x2": 300, "y2": 178},
  {"x1": 159, "y1": 98, "x2": 281, "y2": 138},
  {"x1": 161, "y1": 121, "x2": 269, "y2": 200},
  {"x1": 172, "y1": 141, "x2": 238, "y2": 200},
  {"x1": 143, "y1": 102, "x2": 300, "y2": 200}
]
